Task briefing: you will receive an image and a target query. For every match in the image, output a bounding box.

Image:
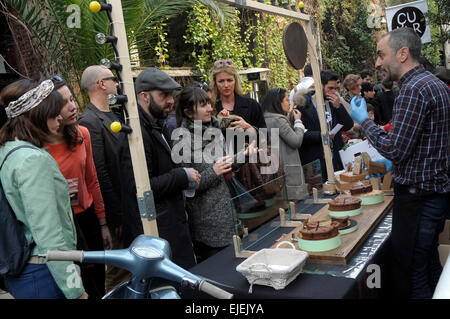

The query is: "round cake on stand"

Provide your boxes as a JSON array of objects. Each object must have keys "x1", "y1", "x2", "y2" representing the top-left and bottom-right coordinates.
[
  {"x1": 297, "y1": 221, "x2": 341, "y2": 252},
  {"x1": 350, "y1": 184, "x2": 384, "y2": 205},
  {"x1": 331, "y1": 216, "x2": 358, "y2": 235},
  {"x1": 328, "y1": 196, "x2": 362, "y2": 217}
]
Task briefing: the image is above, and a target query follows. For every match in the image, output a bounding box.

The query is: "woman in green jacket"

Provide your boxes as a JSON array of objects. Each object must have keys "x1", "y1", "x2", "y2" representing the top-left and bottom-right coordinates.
[{"x1": 0, "y1": 78, "x2": 86, "y2": 299}]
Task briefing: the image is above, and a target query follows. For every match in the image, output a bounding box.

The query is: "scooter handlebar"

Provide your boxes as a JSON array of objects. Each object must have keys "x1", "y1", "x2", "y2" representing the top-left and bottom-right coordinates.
[
  {"x1": 44, "y1": 250, "x2": 84, "y2": 263},
  {"x1": 199, "y1": 280, "x2": 233, "y2": 299}
]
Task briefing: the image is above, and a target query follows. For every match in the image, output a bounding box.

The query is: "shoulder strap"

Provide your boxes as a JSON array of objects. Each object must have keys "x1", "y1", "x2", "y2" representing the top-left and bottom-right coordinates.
[{"x1": 0, "y1": 145, "x2": 40, "y2": 171}]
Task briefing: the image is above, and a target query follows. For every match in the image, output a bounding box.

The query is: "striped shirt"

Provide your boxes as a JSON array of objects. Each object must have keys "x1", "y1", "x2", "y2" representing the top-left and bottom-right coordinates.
[{"x1": 361, "y1": 65, "x2": 450, "y2": 193}]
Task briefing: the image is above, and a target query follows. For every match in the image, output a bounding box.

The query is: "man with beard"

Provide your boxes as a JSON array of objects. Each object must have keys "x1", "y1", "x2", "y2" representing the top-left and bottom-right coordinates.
[
  {"x1": 118, "y1": 67, "x2": 200, "y2": 269},
  {"x1": 351, "y1": 28, "x2": 449, "y2": 298}
]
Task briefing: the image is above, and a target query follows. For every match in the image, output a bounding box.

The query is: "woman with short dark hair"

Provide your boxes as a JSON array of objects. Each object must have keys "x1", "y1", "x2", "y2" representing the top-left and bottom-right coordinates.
[{"x1": 173, "y1": 85, "x2": 257, "y2": 262}]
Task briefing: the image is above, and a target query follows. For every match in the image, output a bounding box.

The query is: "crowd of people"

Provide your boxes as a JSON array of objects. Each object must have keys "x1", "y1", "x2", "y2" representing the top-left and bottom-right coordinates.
[{"x1": 0, "y1": 27, "x2": 448, "y2": 300}]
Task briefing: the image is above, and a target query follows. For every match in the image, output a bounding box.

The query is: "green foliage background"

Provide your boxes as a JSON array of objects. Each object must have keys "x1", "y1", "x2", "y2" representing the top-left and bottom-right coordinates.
[{"x1": 2, "y1": 0, "x2": 447, "y2": 103}]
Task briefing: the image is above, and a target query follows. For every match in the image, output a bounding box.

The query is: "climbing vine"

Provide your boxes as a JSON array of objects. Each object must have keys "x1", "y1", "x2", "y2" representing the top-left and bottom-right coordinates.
[
  {"x1": 319, "y1": 0, "x2": 377, "y2": 77},
  {"x1": 149, "y1": 18, "x2": 170, "y2": 68},
  {"x1": 183, "y1": 3, "x2": 299, "y2": 93}
]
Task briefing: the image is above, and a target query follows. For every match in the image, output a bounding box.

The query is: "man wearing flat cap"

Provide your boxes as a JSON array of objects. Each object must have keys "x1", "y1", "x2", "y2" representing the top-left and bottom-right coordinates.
[{"x1": 118, "y1": 67, "x2": 200, "y2": 269}]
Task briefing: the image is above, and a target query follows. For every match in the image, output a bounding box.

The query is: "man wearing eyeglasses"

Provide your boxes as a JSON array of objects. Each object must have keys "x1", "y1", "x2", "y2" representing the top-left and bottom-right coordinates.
[
  {"x1": 78, "y1": 65, "x2": 126, "y2": 292},
  {"x1": 118, "y1": 67, "x2": 198, "y2": 270}
]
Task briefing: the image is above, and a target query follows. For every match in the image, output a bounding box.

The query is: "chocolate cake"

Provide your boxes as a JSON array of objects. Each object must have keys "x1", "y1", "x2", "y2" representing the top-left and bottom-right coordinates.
[
  {"x1": 328, "y1": 196, "x2": 362, "y2": 211},
  {"x1": 303, "y1": 220, "x2": 320, "y2": 230},
  {"x1": 331, "y1": 216, "x2": 349, "y2": 229},
  {"x1": 350, "y1": 184, "x2": 373, "y2": 195},
  {"x1": 299, "y1": 225, "x2": 339, "y2": 240}
]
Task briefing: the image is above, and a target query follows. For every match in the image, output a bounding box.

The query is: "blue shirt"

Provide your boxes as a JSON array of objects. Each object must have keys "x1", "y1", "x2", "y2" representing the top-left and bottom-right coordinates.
[{"x1": 361, "y1": 65, "x2": 450, "y2": 193}]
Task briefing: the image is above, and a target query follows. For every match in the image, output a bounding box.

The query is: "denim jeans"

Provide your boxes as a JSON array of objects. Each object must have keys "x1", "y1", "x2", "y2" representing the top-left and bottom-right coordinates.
[
  {"x1": 392, "y1": 183, "x2": 449, "y2": 298},
  {"x1": 410, "y1": 191, "x2": 449, "y2": 298},
  {"x1": 4, "y1": 263, "x2": 65, "y2": 299}
]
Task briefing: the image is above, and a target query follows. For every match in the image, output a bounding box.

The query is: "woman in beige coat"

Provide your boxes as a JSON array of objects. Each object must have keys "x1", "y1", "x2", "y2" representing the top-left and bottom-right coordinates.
[{"x1": 261, "y1": 88, "x2": 308, "y2": 201}]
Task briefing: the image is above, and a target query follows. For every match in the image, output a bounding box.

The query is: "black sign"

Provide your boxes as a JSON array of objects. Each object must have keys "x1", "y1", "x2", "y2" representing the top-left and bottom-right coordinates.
[{"x1": 392, "y1": 6, "x2": 426, "y2": 37}]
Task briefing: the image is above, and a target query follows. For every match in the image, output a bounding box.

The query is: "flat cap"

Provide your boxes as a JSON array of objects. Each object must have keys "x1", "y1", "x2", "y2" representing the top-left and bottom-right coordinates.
[{"x1": 135, "y1": 67, "x2": 181, "y2": 93}]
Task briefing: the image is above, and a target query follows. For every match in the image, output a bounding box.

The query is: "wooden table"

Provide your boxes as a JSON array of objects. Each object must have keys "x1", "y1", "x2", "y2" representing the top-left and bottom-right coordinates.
[{"x1": 274, "y1": 195, "x2": 394, "y2": 265}]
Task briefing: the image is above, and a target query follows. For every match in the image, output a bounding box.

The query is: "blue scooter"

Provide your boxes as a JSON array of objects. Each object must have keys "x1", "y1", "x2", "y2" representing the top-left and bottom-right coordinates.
[{"x1": 40, "y1": 235, "x2": 233, "y2": 299}]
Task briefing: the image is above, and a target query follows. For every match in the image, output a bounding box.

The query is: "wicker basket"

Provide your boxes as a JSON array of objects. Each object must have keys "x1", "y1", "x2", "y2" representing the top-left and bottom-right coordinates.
[{"x1": 236, "y1": 241, "x2": 309, "y2": 292}]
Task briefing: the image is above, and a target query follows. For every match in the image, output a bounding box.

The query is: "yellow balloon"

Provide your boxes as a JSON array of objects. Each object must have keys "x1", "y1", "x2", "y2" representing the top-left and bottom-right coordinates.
[
  {"x1": 89, "y1": 1, "x2": 101, "y2": 13},
  {"x1": 298, "y1": 1, "x2": 305, "y2": 8},
  {"x1": 110, "y1": 121, "x2": 122, "y2": 133}
]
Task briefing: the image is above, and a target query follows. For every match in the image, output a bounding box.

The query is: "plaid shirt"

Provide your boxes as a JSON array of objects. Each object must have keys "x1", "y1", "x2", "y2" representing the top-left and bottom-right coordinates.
[{"x1": 361, "y1": 65, "x2": 450, "y2": 193}]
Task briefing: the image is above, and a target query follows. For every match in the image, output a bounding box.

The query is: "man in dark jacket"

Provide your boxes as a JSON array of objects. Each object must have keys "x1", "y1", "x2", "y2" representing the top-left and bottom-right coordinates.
[
  {"x1": 373, "y1": 78, "x2": 395, "y2": 125},
  {"x1": 293, "y1": 69, "x2": 354, "y2": 182},
  {"x1": 118, "y1": 67, "x2": 200, "y2": 269},
  {"x1": 79, "y1": 65, "x2": 126, "y2": 291}
]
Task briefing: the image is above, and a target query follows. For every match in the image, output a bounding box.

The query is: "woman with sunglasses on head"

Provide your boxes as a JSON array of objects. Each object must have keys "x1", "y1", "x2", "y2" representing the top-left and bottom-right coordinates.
[
  {"x1": 210, "y1": 59, "x2": 266, "y2": 132},
  {"x1": 173, "y1": 85, "x2": 257, "y2": 262},
  {"x1": 43, "y1": 76, "x2": 112, "y2": 299},
  {"x1": 262, "y1": 88, "x2": 308, "y2": 201},
  {"x1": 0, "y1": 78, "x2": 87, "y2": 299}
]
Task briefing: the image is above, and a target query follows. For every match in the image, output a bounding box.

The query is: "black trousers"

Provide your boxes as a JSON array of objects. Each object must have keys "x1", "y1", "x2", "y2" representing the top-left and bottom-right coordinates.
[{"x1": 74, "y1": 205, "x2": 105, "y2": 299}]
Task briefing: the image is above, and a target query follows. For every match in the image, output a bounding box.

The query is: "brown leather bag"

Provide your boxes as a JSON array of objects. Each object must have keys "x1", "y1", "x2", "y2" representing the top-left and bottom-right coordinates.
[{"x1": 237, "y1": 148, "x2": 285, "y2": 201}]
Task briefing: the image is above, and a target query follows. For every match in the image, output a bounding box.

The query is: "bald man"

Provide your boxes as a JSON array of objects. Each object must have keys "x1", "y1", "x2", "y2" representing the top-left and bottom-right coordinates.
[{"x1": 78, "y1": 65, "x2": 128, "y2": 292}]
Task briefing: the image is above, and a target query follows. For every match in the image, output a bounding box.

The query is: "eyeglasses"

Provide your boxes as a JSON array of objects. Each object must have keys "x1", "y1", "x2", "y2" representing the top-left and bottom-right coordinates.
[
  {"x1": 99, "y1": 76, "x2": 119, "y2": 83},
  {"x1": 213, "y1": 59, "x2": 234, "y2": 68}
]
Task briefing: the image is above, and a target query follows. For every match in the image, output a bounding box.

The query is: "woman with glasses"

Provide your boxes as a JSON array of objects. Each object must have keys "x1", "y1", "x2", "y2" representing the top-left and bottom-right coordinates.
[
  {"x1": 173, "y1": 85, "x2": 257, "y2": 262},
  {"x1": 0, "y1": 78, "x2": 87, "y2": 299},
  {"x1": 210, "y1": 59, "x2": 266, "y2": 132},
  {"x1": 261, "y1": 88, "x2": 308, "y2": 201},
  {"x1": 44, "y1": 76, "x2": 112, "y2": 299}
]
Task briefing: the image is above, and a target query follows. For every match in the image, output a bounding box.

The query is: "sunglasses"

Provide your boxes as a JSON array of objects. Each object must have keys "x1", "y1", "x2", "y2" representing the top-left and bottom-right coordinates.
[
  {"x1": 50, "y1": 74, "x2": 64, "y2": 83},
  {"x1": 195, "y1": 82, "x2": 211, "y2": 91},
  {"x1": 213, "y1": 59, "x2": 234, "y2": 68}
]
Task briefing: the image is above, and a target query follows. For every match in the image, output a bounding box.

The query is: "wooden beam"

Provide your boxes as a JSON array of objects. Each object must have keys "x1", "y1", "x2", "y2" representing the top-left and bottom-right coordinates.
[
  {"x1": 215, "y1": 0, "x2": 311, "y2": 21},
  {"x1": 302, "y1": 19, "x2": 336, "y2": 189},
  {"x1": 108, "y1": 0, "x2": 158, "y2": 236}
]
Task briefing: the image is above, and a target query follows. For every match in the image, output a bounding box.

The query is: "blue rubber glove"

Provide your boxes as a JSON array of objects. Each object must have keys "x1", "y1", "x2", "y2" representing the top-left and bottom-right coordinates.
[
  {"x1": 350, "y1": 96, "x2": 369, "y2": 124},
  {"x1": 365, "y1": 158, "x2": 393, "y2": 179}
]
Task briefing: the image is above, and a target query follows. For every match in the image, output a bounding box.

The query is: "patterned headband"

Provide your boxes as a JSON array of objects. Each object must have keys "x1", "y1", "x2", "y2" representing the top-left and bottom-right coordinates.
[{"x1": 5, "y1": 80, "x2": 55, "y2": 119}]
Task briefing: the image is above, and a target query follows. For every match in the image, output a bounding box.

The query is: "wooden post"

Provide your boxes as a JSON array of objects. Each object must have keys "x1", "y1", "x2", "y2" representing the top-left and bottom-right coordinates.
[
  {"x1": 369, "y1": 177, "x2": 380, "y2": 191},
  {"x1": 108, "y1": 0, "x2": 158, "y2": 236},
  {"x1": 279, "y1": 208, "x2": 286, "y2": 226},
  {"x1": 303, "y1": 20, "x2": 336, "y2": 192},
  {"x1": 313, "y1": 187, "x2": 318, "y2": 203},
  {"x1": 382, "y1": 172, "x2": 393, "y2": 191}
]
